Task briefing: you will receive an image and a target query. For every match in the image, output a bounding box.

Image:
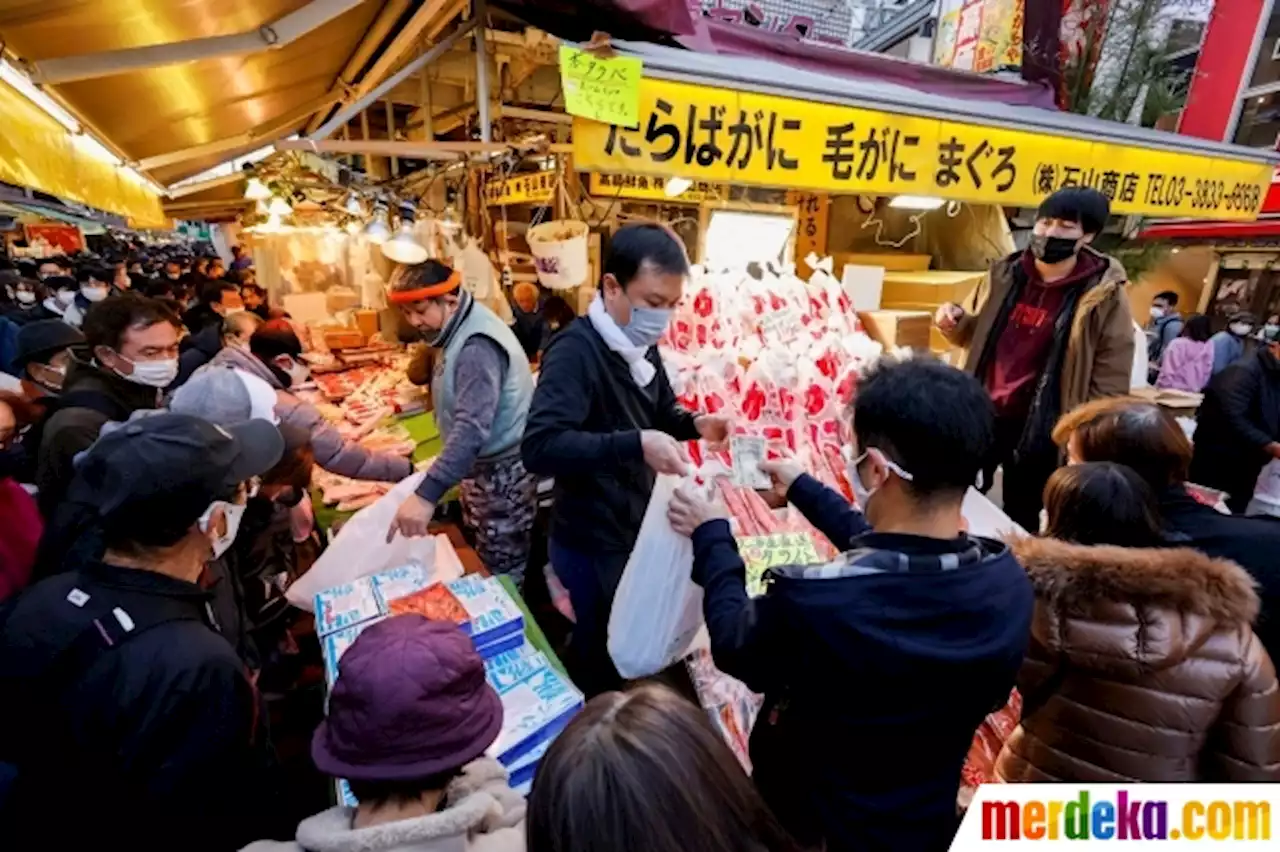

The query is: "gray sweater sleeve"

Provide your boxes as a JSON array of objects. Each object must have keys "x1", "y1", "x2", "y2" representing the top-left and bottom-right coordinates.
[{"x1": 416, "y1": 336, "x2": 509, "y2": 503}]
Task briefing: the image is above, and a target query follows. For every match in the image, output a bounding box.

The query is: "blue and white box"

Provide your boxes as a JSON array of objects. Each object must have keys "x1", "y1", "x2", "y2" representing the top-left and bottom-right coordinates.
[
  {"x1": 369, "y1": 563, "x2": 432, "y2": 608},
  {"x1": 322, "y1": 616, "x2": 386, "y2": 686},
  {"x1": 486, "y1": 656, "x2": 583, "y2": 766},
  {"x1": 314, "y1": 578, "x2": 383, "y2": 637},
  {"x1": 447, "y1": 575, "x2": 525, "y2": 652}
]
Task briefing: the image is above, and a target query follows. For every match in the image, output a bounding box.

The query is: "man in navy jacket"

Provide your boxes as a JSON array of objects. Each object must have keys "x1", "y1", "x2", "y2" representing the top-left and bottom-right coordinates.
[{"x1": 668, "y1": 357, "x2": 1034, "y2": 852}]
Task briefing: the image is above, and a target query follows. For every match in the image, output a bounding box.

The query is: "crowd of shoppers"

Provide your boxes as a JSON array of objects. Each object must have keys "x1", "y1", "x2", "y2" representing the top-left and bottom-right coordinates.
[{"x1": 2, "y1": 201, "x2": 1280, "y2": 852}]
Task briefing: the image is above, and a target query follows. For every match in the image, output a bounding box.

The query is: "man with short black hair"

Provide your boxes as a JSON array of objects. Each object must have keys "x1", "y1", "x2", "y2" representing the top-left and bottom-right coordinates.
[
  {"x1": 64, "y1": 267, "x2": 113, "y2": 328},
  {"x1": 1147, "y1": 289, "x2": 1183, "y2": 373},
  {"x1": 522, "y1": 223, "x2": 730, "y2": 695},
  {"x1": 0, "y1": 413, "x2": 285, "y2": 849},
  {"x1": 936, "y1": 186, "x2": 1134, "y2": 530},
  {"x1": 35, "y1": 294, "x2": 181, "y2": 516},
  {"x1": 36, "y1": 256, "x2": 69, "y2": 281},
  {"x1": 668, "y1": 357, "x2": 1033, "y2": 852},
  {"x1": 183, "y1": 279, "x2": 241, "y2": 336}
]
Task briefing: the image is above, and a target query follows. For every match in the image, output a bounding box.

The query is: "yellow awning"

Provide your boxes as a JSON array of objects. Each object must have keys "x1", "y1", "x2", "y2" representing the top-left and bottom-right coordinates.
[{"x1": 0, "y1": 79, "x2": 168, "y2": 229}]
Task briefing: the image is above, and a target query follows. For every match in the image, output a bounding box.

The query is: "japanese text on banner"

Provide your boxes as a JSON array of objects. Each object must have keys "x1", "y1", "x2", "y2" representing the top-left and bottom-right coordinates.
[
  {"x1": 484, "y1": 171, "x2": 556, "y2": 206},
  {"x1": 572, "y1": 79, "x2": 1271, "y2": 221},
  {"x1": 559, "y1": 46, "x2": 642, "y2": 130},
  {"x1": 588, "y1": 171, "x2": 722, "y2": 202}
]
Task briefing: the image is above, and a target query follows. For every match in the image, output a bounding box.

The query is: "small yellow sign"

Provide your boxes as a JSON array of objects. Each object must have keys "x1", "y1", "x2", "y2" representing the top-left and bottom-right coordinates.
[
  {"x1": 736, "y1": 532, "x2": 824, "y2": 598},
  {"x1": 573, "y1": 78, "x2": 1272, "y2": 221},
  {"x1": 787, "y1": 191, "x2": 829, "y2": 278},
  {"x1": 483, "y1": 171, "x2": 555, "y2": 206},
  {"x1": 588, "y1": 171, "x2": 722, "y2": 202},
  {"x1": 559, "y1": 45, "x2": 642, "y2": 130}
]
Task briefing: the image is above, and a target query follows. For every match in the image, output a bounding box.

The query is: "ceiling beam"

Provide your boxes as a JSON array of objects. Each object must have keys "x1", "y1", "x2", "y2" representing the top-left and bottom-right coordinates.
[
  {"x1": 278, "y1": 137, "x2": 509, "y2": 158},
  {"x1": 499, "y1": 105, "x2": 572, "y2": 125},
  {"x1": 134, "y1": 90, "x2": 343, "y2": 173},
  {"x1": 343, "y1": 0, "x2": 465, "y2": 107},
  {"x1": 305, "y1": 0, "x2": 413, "y2": 134},
  {"x1": 166, "y1": 172, "x2": 246, "y2": 199},
  {"x1": 27, "y1": 0, "x2": 368, "y2": 85}
]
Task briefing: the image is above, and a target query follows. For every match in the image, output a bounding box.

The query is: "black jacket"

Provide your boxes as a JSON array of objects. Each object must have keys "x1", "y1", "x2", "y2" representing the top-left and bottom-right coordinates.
[
  {"x1": 522, "y1": 319, "x2": 699, "y2": 571},
  {"x1": 1160, "y1": 485, "x2": 1280, "y2": 659},
  {"x1": 34, "y1": 357, "x2": 159, "y2": 517},
  {"x1": 691, "y1": 475, "x2": 1034, "y2": 852},
  {"x1": 182, "y1": 302, "x2": 223, "y2": 337},
  {"x1": 0, "y1": 561, "x2": 279, "y2": 850},
  {"x1": 172, "y1": 322, "x2": 223, "y2": 390},
  {"x1": 1190, "y1": 347, "x2": 1280, "y2": 511}
]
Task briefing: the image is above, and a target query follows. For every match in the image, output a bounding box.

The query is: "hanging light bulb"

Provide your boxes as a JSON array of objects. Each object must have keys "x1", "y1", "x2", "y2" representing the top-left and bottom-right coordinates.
[
  {"x1": 244, "y1": 176, "x2": 272, "y2": 200},
  {"x1": 382, "y1": 202, "x2": 429, "y2": 265},
  {"x1": 342, "y1": 192, "x2": 364, "y2": 216},
  {"x1": 255, "y1": 199, "x2": 269, "y2": 216},
  {"x1": 344, "y1": 218, "x2": 362, "y2": 235},
  {"x1": 267, "y1": 195, "x2": 292, "y2": 217},
  {"x1": 363, "y1": 197, "x2": 391, "y2": 245}
]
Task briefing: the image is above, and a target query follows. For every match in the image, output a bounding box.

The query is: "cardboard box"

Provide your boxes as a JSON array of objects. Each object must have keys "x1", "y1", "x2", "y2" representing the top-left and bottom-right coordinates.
[
  {"x1": 857, "y1": 310, "x2": 932, "y2": 351},
  {"x1": 832, "y1": 252, "x2": 931, "y2": 274}
]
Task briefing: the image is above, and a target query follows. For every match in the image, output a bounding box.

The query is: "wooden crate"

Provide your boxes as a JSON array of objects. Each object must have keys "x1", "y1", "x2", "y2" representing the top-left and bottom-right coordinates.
[
  {"x1": 832, "y1": 252, "x2": 931, "y2": 274},
  {"x1": 857, "y1": 310, "x2": 933, "y2": 351}
]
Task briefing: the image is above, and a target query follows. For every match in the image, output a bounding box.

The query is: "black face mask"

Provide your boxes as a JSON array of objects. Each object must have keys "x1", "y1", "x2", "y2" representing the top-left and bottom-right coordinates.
[{"x1": 1030, "y1": 235, "x2": 1080, "y2": 264}]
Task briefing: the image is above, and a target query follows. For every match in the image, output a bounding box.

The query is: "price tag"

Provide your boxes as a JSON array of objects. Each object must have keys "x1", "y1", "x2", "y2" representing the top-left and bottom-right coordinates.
[
  {"x1": 559, "y1": 45, "x2": 642, "y2": 129},
  {"x1": 759, "y1": 305, "x2": 800, "y2": 341},
  {"x1": 736, "y1": 533, "x2": 824, "y2": 597}
]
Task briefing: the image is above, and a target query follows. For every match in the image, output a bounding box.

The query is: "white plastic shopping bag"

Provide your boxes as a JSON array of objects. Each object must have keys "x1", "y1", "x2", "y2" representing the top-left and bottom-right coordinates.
[
  {"x1": 287, "y1": 472, "x2": 463, "y2": 611},
  {"x1": 608, "y1": 473, "x2": 712, "y2": 678},
  {"x1": 1247, "y1": 460, "x2": 1280, "y2": 518}
]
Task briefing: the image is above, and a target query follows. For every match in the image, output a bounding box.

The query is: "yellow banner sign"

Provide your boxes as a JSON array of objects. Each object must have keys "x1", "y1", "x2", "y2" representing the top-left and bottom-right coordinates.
[
  {"x1": 559, "y1": 45, "x2": 642, "y2": 129},
  {"x1": 484, "y1": 171, "x2": 555, "y2": 206},
  {"x1": 573, "y1": 79, "x2": 1271, "y2": 221},
  {"x1": 588, "y1": 171, "x2": 722, "y2": 202}
]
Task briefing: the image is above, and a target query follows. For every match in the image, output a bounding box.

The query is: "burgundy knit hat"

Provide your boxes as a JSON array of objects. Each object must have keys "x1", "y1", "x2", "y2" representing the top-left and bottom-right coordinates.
[{"x1": 312, "y1": 615, "x2": 504, "y2": 781}]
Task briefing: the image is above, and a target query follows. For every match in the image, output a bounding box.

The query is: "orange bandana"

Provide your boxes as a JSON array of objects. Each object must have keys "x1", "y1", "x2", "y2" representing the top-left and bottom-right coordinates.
[{"x1": 387, "y1": 270, "x2": 462, "y2": 304}]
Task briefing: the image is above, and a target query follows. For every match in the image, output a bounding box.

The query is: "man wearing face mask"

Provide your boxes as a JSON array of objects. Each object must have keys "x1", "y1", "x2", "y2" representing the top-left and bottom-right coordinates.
[
  {"x1": 3, "y1": 278, "x2": 58, "y2": 325},
  {"x1": 42, "y1": 275, "x2": 79, "y2": 323},
  {"x1": 34, "y1": 294, "x2": 180, "y2": 519},
  {"x1": 385, "y1": 260, "x2": 537, "y2": 586},
  {"x1": 208, "y1": 319, "x2": 413, "y2": 483},
  {"x1": 12, "y1": 319, "x2": 84, "y2": 399},
  {"x1": 0, "y1": 413, "x2": 286, "y2": 850},
  {"x1": 1145, "y1": 290, "x2": 1183, "y2": 379},
  {"x1": 36, "y1": 256, "x2": 69, "y2": 282},
  {"x1": 63, "y1": 267, "x2": 113, "y2": 329},
  {"x1": 1208, "y1": 311, "x2": 1257, "y2": 376},
  {"x1": 182, "y1": 279, "x2": 241, "y2": 338},
  {"x1": 523, "y1": 223, "x2": 731, "y2": 696},
  {"x1": 666, "y1": 357, "x2": 1033, "y2": 852},
  {"x1": 935, "y1": 187, "x2": 1133, "y2": 531}
]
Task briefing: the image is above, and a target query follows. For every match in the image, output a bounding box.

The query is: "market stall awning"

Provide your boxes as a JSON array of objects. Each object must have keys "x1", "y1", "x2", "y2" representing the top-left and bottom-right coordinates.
[
  {"x1": 572, "y1": 40, "x2": 1277, "y2": 222},
  {"x1": 0, "y1": 77, "x2": 167, "y2": 228},
  {"x1": 1137, "y1": 219, "x2": 1280, "y2": 241},
  {"x1": 0, "y1": 0, "x2": 391, "y2": 185}
]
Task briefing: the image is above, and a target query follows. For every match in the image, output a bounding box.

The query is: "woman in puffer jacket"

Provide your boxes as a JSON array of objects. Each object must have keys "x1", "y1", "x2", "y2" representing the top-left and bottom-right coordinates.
[
  {"x1": 998, "y1": 461, "x2": 1280, "y2": 783},
  {"x1": 207, "y1": 320, "x2": 412, "y2": 482}
]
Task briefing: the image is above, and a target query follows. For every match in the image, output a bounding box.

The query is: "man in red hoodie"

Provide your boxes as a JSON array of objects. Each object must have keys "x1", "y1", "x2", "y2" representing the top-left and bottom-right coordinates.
[{"x1": 936, "y1": 187, "x2": 1134, "y2": 531}]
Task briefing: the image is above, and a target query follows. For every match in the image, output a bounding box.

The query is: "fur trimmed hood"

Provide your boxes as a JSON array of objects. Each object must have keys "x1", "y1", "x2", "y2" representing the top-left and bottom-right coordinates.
[{"x1": 1010, "y1": 537, "x2": 1260, "y2": 670}]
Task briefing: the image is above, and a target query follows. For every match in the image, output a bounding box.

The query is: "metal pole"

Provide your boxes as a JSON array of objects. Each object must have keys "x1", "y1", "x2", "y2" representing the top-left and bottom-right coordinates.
[
  {"x1": 385, "y1": 100, "x2": 399, "y2": 176},
  {"x1": 474, "y1": 0, "x2": 491, "y2": 143},
  {"x1": 311, "y1": 18, "x2": 477, "y2": 140}
]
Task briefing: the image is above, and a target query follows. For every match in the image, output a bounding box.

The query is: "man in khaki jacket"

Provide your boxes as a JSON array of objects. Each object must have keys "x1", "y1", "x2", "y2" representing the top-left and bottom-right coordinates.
[{"x1": 936, "y1": 187, "x2": 1133, "y2": 530}]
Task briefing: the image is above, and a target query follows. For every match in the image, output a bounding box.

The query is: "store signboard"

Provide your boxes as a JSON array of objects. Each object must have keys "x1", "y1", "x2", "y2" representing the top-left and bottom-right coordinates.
[
  {"x1": 484, "y1": 172, "x2": 556, "y2": 206},
  {"x1": 933, "y1": 0, "x2": 1024, "y2": 73},
  {"x1": 25, "y1": 223, "x2": 84, "y2": 254},
  {"x1": 588, "y1": 171, "x2": 722, "y2": 202},
  {"x1": 573, "y1": 78, "x2": 1272, "y2": 221}
]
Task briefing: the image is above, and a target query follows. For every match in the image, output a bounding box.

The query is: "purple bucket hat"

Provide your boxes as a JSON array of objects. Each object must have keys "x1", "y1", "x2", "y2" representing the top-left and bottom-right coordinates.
[{"x1": 312, "y1": 615, "x2": 504, "y2": 781}]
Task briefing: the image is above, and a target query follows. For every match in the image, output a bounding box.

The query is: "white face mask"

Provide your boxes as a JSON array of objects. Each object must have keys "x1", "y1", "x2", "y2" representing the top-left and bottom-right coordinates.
[
  {"x1": 844, "y1": 446, "x2": 915, "y2": 518},
  {"x1": 15, "y1": 291, "x2": 36, "y2": 305},
  {"x1": 282, "y1": 358, "x2": 310, "y2": 387},
  {"x1": 199, "y1": 500, "x2": 246, "y2": 559},
  {"x1": 1149, "y1": 306, "x2": 1165, "y2": 319},
  {"x1": 1230, "y1": 323, "x2": 1253, "y2": 337},
  {"x1": 81, "y1": 286, "x2": 109, "y2": 303},
  {"x1": 115, "y1": 354, "x2": 179, "y2": 388},
  {"x1": 56, "y1": 290, "x2": 76, "y2": 307}
]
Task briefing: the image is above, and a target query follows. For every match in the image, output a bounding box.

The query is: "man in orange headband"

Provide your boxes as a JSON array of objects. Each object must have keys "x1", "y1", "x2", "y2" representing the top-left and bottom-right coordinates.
[{"x1": 385, "y1": 260, "x2": 537, "y2": 586}]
